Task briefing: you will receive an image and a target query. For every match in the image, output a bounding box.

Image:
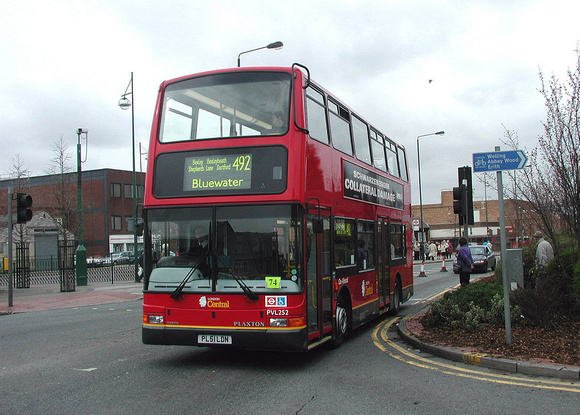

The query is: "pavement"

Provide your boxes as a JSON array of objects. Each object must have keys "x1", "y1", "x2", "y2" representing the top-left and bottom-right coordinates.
[
  {"x1": 397, "y1": 312, "x2": 580, "y2": 381},
  {"x1": 1, "y1": 278, "x2": 578, "y2": 381},
  {"x1": 0, "y1": 280, "x2": 143, "y2": 314}
]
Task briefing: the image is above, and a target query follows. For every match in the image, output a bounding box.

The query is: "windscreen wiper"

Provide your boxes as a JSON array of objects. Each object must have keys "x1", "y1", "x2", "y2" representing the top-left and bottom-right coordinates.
[
  {"x1": 170, "y1": 250, "x2": 209, "y2": 299},
  {"x1": 217, "y1": 256, "x2": 258, "y2": 301}
]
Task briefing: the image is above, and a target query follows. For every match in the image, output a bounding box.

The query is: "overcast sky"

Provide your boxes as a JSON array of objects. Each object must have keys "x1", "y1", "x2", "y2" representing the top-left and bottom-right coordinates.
[{"x1": 2, "y1": 0, "x2": 579, "y2": 205}]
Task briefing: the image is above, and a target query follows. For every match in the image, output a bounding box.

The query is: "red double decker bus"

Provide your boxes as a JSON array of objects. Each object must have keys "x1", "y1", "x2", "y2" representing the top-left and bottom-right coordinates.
[{"x1": 142, "y1": 64, "x2": 413, "y2": 351}]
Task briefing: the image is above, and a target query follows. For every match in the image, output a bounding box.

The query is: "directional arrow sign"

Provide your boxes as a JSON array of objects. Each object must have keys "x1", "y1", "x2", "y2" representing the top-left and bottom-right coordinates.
[{"x1": 472, "y1": 150, "x2": 528, "y2": 172}]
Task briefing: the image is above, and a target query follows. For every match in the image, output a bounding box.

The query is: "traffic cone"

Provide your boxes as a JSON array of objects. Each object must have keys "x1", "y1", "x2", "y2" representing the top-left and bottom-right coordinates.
[
  {"x1": 418, "y1": 260, "x2": 427, "y2": 277},
  {"x1": 440, "y1": 257, "x2": 448, "y2": 272}
]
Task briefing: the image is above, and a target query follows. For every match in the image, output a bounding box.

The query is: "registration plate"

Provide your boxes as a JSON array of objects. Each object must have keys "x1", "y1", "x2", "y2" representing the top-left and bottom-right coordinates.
[{"x1": 198, "y1": 334, "x2": 232, "y2": 345}]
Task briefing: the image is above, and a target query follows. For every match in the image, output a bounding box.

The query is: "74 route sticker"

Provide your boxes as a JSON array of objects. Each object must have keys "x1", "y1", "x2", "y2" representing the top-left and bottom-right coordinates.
[{"x1": 265, "y1": 276, "x2": 281, "y2": 289}]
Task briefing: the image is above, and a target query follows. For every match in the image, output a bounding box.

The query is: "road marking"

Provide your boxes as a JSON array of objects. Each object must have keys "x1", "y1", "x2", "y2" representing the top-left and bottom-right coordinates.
[
  {"x1": 372, "y1": 318, "x2": 580, "y2": 393},
  {"x1": 73, "y1": 367, "x2": 98, "y2": 372}
]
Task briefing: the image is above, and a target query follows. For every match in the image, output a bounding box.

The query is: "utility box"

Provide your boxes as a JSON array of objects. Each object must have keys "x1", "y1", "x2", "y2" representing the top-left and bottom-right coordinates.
[{"x1": 506, "y1": 249, "x2": 524, "y2": 289}]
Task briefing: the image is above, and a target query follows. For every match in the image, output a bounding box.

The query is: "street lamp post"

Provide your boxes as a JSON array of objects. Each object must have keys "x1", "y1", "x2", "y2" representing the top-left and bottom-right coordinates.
[
  {"x1": 76, "y1": 128, "x2": 89, "y2": 287},
  {"x1": 119, "y1": 72, "x2": 139, "y2": 282},
  {"x1": 416, "y1": 130, "x2": 445, "y2": 277},
  {"x1": 237, "y1": 41, "x2": 283, "y2": 67}
]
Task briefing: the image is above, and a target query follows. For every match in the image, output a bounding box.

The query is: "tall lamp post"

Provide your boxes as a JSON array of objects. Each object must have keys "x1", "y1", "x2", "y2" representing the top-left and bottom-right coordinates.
[
  {"x1": 237, "y1": 41, "x2": 283, "y2": 67},
  {"x1": 76, "y1": 128, "x2": 89, "y2": 287},
  {"x1": 416, "y1": 130, "x2": 445, "y2": 277},
  {"x1": 118, "y1": 72, "x2": 139, "y2": 282},
  {"x1": 76, "y1": 128, "x2": 89, "y2": 291}
]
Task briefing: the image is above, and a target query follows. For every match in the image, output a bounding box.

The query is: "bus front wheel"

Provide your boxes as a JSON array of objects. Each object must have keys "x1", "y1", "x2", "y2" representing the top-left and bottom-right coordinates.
[
  {"x1": 330, "y1": 296, "x2": 350, "y2": 349},
  {"x1": 391, "y1": 279, "x2": 401, "y2": 314}
]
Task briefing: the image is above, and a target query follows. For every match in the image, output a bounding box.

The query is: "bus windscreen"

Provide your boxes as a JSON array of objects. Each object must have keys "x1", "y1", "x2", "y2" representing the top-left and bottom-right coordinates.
[{"x1": 159, "y1": 71, "x2": 292, "y2": 142}]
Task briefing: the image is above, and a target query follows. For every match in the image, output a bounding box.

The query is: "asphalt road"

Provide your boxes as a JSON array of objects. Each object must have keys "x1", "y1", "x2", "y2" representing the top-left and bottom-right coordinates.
[{"x1": 1, "y1": 266, "x2": 579, "y2": 414}]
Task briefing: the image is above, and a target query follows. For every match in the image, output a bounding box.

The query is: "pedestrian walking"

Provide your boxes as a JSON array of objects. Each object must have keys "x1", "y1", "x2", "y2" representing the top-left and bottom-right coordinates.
[{"x1": 428, "y1": 241, "x2": 437, "y2": 261}]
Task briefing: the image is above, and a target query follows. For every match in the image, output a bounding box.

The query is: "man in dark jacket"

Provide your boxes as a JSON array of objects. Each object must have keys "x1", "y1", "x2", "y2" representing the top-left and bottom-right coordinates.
[{"x1": 456, "y1": 237, "x2": 474, "y2": 286}]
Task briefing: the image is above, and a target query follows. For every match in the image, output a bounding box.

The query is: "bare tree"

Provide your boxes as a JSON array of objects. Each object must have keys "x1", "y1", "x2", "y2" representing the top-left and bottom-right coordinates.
[
  {"x1": 45, "y1": 136, "x2": 76, "y2": 244},
  {"x1": 498, "y1": 127, "x2": 555, "y2": 241},
  {"x1": 7, "y1": 153, "x2": 30, "y2": 190},
  {"x1": 502, "y1": 48, "x2": 580, "y2": 248},
  {"x1": 6, "y1": 154, "x2": 31, "y2": 244},
  {"x1": 46, "y1": 136, "x2": 74, "y2": 176}
]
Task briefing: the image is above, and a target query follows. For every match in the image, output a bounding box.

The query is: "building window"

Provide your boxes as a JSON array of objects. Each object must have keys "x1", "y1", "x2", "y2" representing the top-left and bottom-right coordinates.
[
  {"x1": 111, "y1": 183, "x2": 122, "y2": 198},
  {"x1": 125, "y1": 216, "x2": 135, "y2": 231},
  {"x1": 122, "y1": 183, "x2": 144, "y2": 199},
  {"x1": 124, "y1": 184, "x2": 133, "y2": 198},
  {"x1": 111, "y1": 215, "x2": 122, "y2": 231}
]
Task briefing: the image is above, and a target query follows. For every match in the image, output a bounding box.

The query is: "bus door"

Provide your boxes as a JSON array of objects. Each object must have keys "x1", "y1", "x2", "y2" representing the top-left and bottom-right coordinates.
[
  {"x1": 305, "y1": 214, "x2": 333, "y2": 338},
  {"x1": 377, "y1": 219, "x2": 391, "y2": 307}
]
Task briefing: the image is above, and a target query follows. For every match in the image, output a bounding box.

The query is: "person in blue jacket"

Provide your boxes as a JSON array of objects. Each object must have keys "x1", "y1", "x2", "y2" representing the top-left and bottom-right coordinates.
[{"x1": 456, "y1": 237, "x2": 474, "y2": 286}]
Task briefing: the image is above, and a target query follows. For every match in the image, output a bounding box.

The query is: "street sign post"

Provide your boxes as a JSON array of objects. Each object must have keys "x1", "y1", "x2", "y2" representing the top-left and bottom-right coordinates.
[
  {"x1": 473, "y1": 150, "x2": 528, "y2": 172},
  {"x1": 473, "y1": 147, "x2": 529, "y2": 345}
]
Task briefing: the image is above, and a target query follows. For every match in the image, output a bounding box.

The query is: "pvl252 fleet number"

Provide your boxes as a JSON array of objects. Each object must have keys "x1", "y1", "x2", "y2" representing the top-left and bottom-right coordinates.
[{"x1": 266, "y1": 309, "x2": 289, "y2": 316}]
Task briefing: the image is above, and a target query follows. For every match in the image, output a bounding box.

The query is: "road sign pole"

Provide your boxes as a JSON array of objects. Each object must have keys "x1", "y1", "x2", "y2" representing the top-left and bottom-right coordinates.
[
  {"x1": 472, "y1": 146, "x2": 525, "y2": 345},
  {"x1": 7, "y1": 186, "x2": 14, "y2": 307},
  {"x1": 496, "y1": 147, "x2": 512, "y2": 345}
]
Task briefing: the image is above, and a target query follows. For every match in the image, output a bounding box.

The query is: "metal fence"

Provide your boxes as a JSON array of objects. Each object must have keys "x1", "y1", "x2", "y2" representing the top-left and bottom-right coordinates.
[
  {"x1": 0, "y1": 263, "x2": 137, "y2": 287},
  {"x1": 1, "y1": 240, "x2": 138, "y2": 288}
]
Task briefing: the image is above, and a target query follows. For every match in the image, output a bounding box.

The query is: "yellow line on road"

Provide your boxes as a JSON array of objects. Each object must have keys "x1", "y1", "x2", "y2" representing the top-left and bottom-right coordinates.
[{"x1": 372, "y1": 318, "x2": 580, "y2": 393}]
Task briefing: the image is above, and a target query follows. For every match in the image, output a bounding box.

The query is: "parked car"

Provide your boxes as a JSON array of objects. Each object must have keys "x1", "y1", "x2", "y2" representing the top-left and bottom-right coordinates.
[
  {"x1": 102, "y1": 252, "x2": 133, "y2": 266},
  {"x1": 86, "y1": 255, "x2": 104, "y2": 267},
  {"x1": 453, "y1": 244, "x2": 496, "y2": 274},
  {"x1": 118, "y1": 251, "x2": 135, "y2": 264}
]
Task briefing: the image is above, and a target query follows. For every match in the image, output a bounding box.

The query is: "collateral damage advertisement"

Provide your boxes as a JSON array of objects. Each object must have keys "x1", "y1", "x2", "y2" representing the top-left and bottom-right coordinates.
[{"x1": 343, "y1": 160, "x2": 404, "y2": 209}]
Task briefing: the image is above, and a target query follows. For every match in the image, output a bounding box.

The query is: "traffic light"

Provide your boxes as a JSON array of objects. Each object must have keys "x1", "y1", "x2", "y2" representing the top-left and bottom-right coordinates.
[
  {"x1": 16, "y1": 193, "x2": 33, "y2": 223},
  {"x1": 458, "y1": 166, "x2": 474, "y2": 225},
  {"x1": 453, "y1": 185, "x2": 466, "y2": 221}
]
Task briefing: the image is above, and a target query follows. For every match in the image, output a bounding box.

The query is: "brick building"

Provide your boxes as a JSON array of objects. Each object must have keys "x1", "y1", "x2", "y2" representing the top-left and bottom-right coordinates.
[
  {"x1": 412, "y1": 190, "x2": 538, "y2": 250},
  {"x1": 1, "y1": 169, "x2": 145, "y2": 258}
]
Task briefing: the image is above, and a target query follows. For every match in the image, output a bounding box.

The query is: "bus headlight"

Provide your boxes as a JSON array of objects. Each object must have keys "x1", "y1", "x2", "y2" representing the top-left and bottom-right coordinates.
[
  {"x1": 269, "y1": 318, "x2": 287, "y2": 327},
  {"x1": 146, "y1": 314, "x2": 164, "y2": 324}
]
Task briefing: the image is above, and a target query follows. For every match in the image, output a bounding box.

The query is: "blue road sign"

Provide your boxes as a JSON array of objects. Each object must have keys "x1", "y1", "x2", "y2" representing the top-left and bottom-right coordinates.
[{"x1": 473, "y1": 150, "x2": 528, "y2": 172}]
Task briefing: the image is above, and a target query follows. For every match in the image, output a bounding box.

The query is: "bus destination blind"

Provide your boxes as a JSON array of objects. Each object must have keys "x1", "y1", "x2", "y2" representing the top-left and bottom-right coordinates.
[{"x1": 183, "y1": 153, "x2": 252, "y2": 192}]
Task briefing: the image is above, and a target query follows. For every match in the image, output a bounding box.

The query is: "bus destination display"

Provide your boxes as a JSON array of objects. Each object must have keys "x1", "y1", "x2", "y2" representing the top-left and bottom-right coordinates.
[{"x1": 183, "y1": 153, "x2": 252, "y2": 192}]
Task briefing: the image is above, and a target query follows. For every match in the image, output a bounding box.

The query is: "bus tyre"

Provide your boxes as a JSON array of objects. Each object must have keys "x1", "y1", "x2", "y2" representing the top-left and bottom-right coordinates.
[
  {"x1": 391, "y1": 279, "x2": 401, "y2": 314},
  {"x1": 330, "y1": 296, "x2": 350, "y2": 349}
]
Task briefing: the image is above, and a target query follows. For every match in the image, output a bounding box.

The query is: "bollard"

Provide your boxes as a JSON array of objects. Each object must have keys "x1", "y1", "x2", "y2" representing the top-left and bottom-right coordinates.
[
  {"x1": 440, "y1": 257, "x2": 448, "y2": 272},
  {"x1": 418, "y1": 260, "x2": 427, "y2": 277}
]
